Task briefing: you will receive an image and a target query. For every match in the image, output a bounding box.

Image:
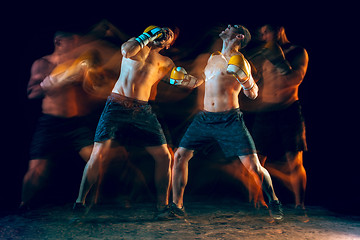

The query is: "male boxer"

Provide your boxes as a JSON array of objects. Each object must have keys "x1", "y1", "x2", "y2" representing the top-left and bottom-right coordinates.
[
  {"x1": 21, "y1": 31, "x2": 115, "y2": 209},
  {"x1": 241, "y1": 24, "x2": 309, "y2": 212},
  {"x1": 169, "y1": 25, "x2": 283, "y2": 220},
  {"x1": 74, "y1": 26, "x2": 176, "y2": 219}
]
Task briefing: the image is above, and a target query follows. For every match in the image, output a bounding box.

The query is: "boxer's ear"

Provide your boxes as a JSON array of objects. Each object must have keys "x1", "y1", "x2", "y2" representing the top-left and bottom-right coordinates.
[{"x1": 236, "y1": 34, "x2": 245, "y2": 40}]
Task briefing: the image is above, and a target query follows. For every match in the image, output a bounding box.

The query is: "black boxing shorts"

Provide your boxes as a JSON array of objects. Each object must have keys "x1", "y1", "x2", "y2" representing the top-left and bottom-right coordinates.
[
  {"x1": 179, "y1": 108, "x2": 256, "y2": 157},
  {"x1": 94, "y1": 93, "x2": 167, "y2": 147},
  {"x1": 29, "y1": 114, "x2": 97, "y2": 160},
  {"x1": 249, "y1": 100, "x2": 307, "y2": 156}
]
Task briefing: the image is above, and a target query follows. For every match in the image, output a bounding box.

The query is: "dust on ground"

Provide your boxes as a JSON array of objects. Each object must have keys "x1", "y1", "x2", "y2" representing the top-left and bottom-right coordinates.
[{"x1": 1, "y1": 200, "x2": 359, "y2": 240}]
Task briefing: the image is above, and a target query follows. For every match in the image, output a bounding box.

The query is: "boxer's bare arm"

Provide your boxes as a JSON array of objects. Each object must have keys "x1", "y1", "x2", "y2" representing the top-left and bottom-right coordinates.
[
  {"x1": 242, "y1": 80, "x2": 258, "y2": 100},
  {"x1": 155, "y1": 55, "x2": 175, "y2": 80},
  {"x1": 283, "y1": 48, "x2": 308, "y2": 87},
  {"x1": 27, "y1": 58, "x2": 52, "y2": 99},
  {"x1": 40, "y1": 62, "x2": 84, "y2": 91},
  {"x1": 191, "y1": 53, "x2": 209, "y2": 87},
  {"x1": 121, "y1": 37, "x2": 142, "y2": 59},
  {"x1": 186, "y1": 56, "x2": 207, "y2": 88},
  {"x1": 193, "y1": 77, "x2": 206, "y2": 88}
]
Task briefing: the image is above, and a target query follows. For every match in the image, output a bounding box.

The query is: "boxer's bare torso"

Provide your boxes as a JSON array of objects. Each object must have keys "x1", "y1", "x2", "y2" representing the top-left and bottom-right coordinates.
[
  {"x1": 112, "y1": 38, "x2": 174, "y2": 102},
  {"x1": 28, "y1": 53, "x2": 107, "y2": 118},
  {"x1": 259, "y1": 45, "x2": 308, "y2": 111},
  {"x1": 241, "y1": 43, "x2": 308, "y2": 112},
  {"x1": 203, "y1": 52, "x2": 243, "y2": 112}
]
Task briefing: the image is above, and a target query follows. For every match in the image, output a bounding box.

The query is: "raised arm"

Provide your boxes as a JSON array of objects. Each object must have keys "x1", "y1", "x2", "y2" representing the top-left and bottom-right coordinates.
[
  {"x1": 283, "y1": 47, "x2": 308, "y2": 87},
  {"x1": 262, "y1": 41, "x2": 292, "y2": 75},
  {"x1": 121, "y1": 26, "x2": 165, "y2": 58},
  {"x1": 121, "y1": 37, "x2": 141, "y2": 59},
  {"x1": 227, "y1": 54, "x2": 258, "y2": 99},
  {"x1": 39, "y1": 51, "x2": 97, "y2": 91}
]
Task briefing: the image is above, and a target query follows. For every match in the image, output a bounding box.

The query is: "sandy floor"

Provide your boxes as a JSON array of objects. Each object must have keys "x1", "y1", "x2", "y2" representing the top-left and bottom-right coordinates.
[{"x1": 1, "y1": 200, "x2": 359, "y2": 240}]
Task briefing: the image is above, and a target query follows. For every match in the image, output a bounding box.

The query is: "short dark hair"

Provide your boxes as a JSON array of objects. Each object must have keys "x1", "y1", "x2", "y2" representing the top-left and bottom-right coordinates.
[
  {"x1": 53, "y1": 31, "x2": 75, "y2": 46},
  {"x1": 235, "y1": 25, "x2": 251, "y2": 49},
  {"x1": 53, "y1": 31, "x2": 75, "y2": 40}
]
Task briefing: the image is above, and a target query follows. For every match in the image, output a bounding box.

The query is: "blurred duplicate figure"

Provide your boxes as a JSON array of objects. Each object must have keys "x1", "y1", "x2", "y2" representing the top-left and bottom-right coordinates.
[
  {"x1": 21, "y1": 30, "x2": 117, "y2": 209},
  {"x1": 242, "y1": 24, "x2": 309, "y2": 212},
  {"x1": 74, "y1": 26, "x2": 176, "y2": 219},
  {"x1": 168, "y1": 25, "x2": 283, "y2": 220}
]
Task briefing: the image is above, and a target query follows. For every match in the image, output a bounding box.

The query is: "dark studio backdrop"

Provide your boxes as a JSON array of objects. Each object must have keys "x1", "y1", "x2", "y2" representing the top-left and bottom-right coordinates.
[{"x1": 2, "y1": 2, "x2": 358, "y2": 215}]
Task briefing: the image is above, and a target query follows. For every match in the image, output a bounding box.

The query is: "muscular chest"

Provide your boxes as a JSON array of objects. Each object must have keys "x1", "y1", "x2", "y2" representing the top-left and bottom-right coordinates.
[
  {"x1": 261, "y1": 60, "x2": 288, "y2": 88},
  {"x1": 204, "y1": 56, "x2": 228, "y2": 81},
  {"x1": 204, "y1": 56, "x2": 241, "y2": 93}
]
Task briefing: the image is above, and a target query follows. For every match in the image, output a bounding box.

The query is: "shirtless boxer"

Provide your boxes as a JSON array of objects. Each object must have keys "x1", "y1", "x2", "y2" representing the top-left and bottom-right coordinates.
[
  {"x1": 20, "y1": 31, "x2": 114, "y2": 209},
  {"x1": 242, "y1": 24, "x2": 309, "y2": 211},
  {"x1": 73, "y1": 26, "x2": 176, "y2": 218},
  {"x1": 169, "y1": 25, "x2": 283, "y2": 220}
]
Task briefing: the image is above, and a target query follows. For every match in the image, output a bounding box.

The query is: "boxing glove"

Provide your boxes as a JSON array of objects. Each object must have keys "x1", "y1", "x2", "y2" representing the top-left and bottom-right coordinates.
[
  {"x1": 227, "y1": 54, "x2": 255, "y2": 91},
  {"x1": 135, "y1": 25, "x2": 164, "y2": 48},
  {"x1": 227, "y1": 54, "x2": 251, "y2": 82},
  {"x1": 169, "y1": 67, "x2": 198, "y2": 88},
  {"x1": 40, "y1": 51, "x2": 100, "y2": 90},
  {"x1": 75, "y1": 50, "x2": 101, "y2": 68},
  {"x1": 262, "y1": 41, "x2": 292, "y2": 75}
]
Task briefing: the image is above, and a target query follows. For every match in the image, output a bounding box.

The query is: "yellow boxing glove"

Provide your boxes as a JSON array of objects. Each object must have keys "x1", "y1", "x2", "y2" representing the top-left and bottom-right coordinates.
[
  {"x1": 41, "y1": 50, "x2": 100, "y2": 90},
  {"x1": 226, "y1": 54, "x2": 251, "y2": 81},
  {"x1": 169, "y1": 67, "x2": 198, "y2": 88},
  {"x1": 227, "y1": 54, "x2": 255, "y2": 91},
  {"x1": 135, "y1": 25, "x2": 164, "y2": 48}
]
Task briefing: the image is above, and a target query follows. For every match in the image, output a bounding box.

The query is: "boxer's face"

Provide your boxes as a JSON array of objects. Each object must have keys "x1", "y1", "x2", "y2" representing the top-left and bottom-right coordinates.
[
  {"x1": 219, "y1": 25, "x2": 242, "y2": 40},
  {"x1": 54, "y1": 36, "x2": 76, "y2": 54},
  {"x1": 259, "y1": 25, "x2": 275, "y2": 43}
]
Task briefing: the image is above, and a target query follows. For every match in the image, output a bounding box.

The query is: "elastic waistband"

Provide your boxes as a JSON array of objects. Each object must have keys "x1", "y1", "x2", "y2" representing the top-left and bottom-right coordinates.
[
  {"x1": 202, "y1": 108, "x2": 241, "y2": 115},
  {"x1": 109, "y1": 92, "x2": 148, "y2": 107}
]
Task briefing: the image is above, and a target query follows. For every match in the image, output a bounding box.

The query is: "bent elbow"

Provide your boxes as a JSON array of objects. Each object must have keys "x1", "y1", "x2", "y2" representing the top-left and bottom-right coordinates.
[
  {"x1": 121, "y1": 43, "x2": 130, "y2": 58},
  {"x1": 245, "y1": 85, "x2": 258, "y2": 100},
  {"x1": 253, "y1": 87, "x2": 259, "y2": 99},
  {"x1": 121, "y1": 49, "x2": 130, "y2": 59},
  {"x1": 248, "y1": 91, "x2": 258, "y2": 100},
  {"x1": 251, "y1": 92, "x2": 258, "y2": 100},
  {"x1": 121, "y1": 41, "x2": 140, "y2": 59}
]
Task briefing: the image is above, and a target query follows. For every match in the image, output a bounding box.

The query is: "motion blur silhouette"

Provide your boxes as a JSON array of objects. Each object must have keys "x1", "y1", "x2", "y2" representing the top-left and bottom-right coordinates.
[
  {"x1": 20, "y1": 20, "x2": 124, "y2": 210},
  {"x1": 241, "y1": 23, "x2": 309, "y2": 215}
]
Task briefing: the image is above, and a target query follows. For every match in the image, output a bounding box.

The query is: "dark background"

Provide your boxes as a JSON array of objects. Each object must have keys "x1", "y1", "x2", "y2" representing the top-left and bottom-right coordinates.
[{"x1": 2, "y1": 2, "x2": 358, "y2": 215}]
